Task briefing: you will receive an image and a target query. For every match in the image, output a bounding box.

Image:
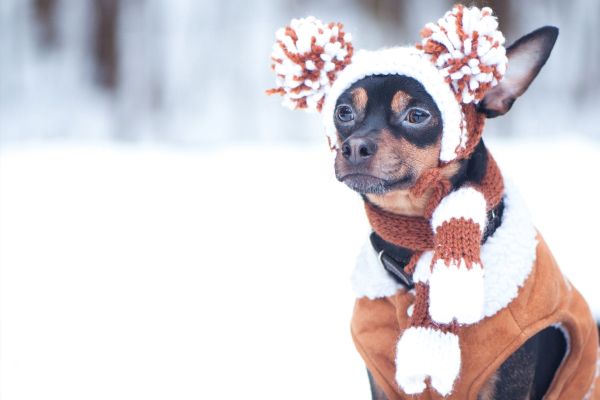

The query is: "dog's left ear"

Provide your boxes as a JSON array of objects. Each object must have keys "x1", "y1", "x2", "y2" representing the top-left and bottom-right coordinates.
[{"x1": 479, "y1": 26, "x2": 559, "y2": 118}]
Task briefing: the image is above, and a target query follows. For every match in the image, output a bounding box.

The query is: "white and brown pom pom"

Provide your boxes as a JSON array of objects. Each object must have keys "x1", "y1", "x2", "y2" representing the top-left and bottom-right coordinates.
[
  {"x1": 266, "y1": 17, "x2": 354, "y2": 112},
  {"x1": 418, "y1": 4, "x2": 508, "y2": 104}
]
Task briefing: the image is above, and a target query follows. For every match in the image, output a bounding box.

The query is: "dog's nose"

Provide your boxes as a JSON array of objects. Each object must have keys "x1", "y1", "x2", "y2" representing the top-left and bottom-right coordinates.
[{"x1": 341, "y1": 137, "x2": 377, "y2": 165}]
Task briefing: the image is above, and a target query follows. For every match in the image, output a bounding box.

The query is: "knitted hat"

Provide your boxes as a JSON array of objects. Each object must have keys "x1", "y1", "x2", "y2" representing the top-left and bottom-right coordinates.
[{"x1": 267, "y1": 5, "x2": 508, "y2": 162}]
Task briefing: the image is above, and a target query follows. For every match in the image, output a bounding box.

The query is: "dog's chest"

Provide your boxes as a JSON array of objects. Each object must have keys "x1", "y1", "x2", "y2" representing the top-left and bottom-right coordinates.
[
  {"x1": 353, "y1": 182, "x2": 537, "y2": 318},
  {"x1": 351, "y1": 234, "x2": 598, "y2": 400}
]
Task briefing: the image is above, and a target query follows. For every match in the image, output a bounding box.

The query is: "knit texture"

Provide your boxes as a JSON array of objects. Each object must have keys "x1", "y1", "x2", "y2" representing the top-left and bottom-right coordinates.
[
  {"x1": 351, "y1": 234, "x2": 599, "y2": 400},
  {"x1": 267, "y1": 5, "x2": 508, "y2": 162},
  {"x1": 418, "y1": 4, "x2": 508, "y2": 105},
  {"x1": 365, "y1": 154, "x2": 503, "y2": 251},
  {"x1": 365, "y1": 154, "x2": 504, "y2": 395},
  {"x1": 266, "y1": 17, "x2": 354, "y2": 112},
  {"x1": 434, "y1": 219, "x2": 482, "y2": 268}
]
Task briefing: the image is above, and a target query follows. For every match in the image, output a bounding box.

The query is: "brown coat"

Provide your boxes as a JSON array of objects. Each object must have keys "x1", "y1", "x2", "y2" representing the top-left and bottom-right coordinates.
[{"x1": 351, "y1": 237, "x2": 600, "y2": 399}]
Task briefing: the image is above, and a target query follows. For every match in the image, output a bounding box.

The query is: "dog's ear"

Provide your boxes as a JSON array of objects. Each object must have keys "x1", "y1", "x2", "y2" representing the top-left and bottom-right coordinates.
[{"x1": 478, "y1": 26, "x2": 559, "y2": 118}]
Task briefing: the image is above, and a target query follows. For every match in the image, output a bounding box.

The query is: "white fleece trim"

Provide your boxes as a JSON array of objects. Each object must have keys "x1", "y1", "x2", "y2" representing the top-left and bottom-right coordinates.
[
  {"x1": 395, "y1": 327, "x2": 460, "y2": 396},
  {"x1": 351, "y1": 240, "x2": 405, "y2": 299},
  {"x1": 431, "y1": 186, "x2": 488, "y2": 231},
  {"x1": 322, "y1": 47, "x2": 465, "y2": 161},
  {"x1": 353, "y1": 181, "x2": 537, "y2": 319},
  {"x1": 479, "y1": 181, "x2": 537, "y2": 317},
  {"x1": 429, "y1": 260, "x2": 485, "y2": 324}
]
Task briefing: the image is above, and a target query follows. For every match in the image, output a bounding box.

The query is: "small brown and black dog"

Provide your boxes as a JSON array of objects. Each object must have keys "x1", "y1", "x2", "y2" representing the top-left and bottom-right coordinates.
[{"x1": 332, "y1": 27, "x2": 571, "y2": 400}]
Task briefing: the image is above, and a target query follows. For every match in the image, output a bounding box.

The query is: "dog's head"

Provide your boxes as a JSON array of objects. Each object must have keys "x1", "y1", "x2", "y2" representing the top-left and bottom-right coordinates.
[
  {"x1": 268, "y1": 8, "x2": 559, "y2": 205},
  {"x1": 333, "y1": 26, "x2": 558, "y2": 196}
]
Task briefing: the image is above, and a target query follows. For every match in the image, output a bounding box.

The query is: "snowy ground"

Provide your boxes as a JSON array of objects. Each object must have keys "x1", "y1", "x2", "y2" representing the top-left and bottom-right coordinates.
[{"x1": 1, "y1": 138, "x2": 599, "y2": 400}]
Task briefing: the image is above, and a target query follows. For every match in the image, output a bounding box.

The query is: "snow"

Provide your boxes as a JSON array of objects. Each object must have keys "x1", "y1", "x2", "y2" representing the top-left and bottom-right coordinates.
[{"x1": 1, "y1": 138, "x2": 599, "y2": 399}]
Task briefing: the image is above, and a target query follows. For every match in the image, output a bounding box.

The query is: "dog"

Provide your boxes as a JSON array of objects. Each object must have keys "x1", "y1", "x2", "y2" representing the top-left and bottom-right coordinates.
[
  {"x1": 267, "y1": 6, "x2": 600, "y2": 399},
  {"x1": 335, "y1": 48, "x2": 566, "y2": 400}
]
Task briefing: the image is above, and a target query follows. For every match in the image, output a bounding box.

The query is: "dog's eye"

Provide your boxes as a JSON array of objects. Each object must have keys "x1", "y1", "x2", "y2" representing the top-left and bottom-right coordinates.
[
  {"x1": 336, "y1": 105, "x2": 355, "y2": 123},
  {"x1": 405, "y1": 108, "x2": 430, "y2": 124}
]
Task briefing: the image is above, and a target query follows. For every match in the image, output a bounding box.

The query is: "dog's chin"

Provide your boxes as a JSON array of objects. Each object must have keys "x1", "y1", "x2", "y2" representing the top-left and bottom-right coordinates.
[{"x1": 339, "y1": 173, "x2": 413, "y2": 194}]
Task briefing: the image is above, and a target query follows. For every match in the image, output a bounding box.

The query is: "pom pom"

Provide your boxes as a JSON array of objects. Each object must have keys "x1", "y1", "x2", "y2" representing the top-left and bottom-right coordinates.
[
  {"x1": 418, "y1": 4, "x2": 508, "y2": 104},
  {"x1": 266, "y1": 17, "x2": 354, "y2": 112}
]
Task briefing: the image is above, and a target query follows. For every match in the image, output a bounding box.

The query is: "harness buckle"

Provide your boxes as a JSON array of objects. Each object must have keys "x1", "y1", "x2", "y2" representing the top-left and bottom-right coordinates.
[{"x1": 378, "y1": 250, "x2": 415, "y2": 290}]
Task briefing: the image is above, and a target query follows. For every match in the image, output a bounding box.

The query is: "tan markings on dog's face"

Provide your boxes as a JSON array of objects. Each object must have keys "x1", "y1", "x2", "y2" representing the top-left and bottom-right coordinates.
[
  {"x1": 334, "y1": 75, "x2": 447, "y2": 203},
  {"x1": 365, "y1": 161, "x2": 461, "y2": 216},
  {"x1": 367, "y1": 132, "x2": 460, "y2": 216},
  {"x1": 391, "y1": 90, "x2": 411, "y2": 114},
  {"x1": 351, "y1": 87, "x2": 368, "y2": 114},
  {"x1": 366, "y1": 189, "x2": 430, "y2": 216},
  {"x1": 367, "y1": 160, "x2": 461, "y2": 216},
  {"x1": 376, "y1": 128, "x2": 441, "y2": 179},
  {"x1": 362, "y1": 128, "x2": 457, "y2": 216}
]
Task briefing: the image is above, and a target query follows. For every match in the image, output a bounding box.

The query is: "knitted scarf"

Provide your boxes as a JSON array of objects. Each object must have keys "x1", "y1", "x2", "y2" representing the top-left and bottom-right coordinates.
[{"x1": 365, "y1": 153, "x2": 504, "y2": 334}]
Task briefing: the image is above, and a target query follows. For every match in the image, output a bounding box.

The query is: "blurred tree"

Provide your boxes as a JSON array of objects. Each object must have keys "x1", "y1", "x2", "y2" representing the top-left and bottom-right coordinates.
[
  {"x1": 4, "y1": 0, "x2": 597, "y2": 142},
  {"x1": 33, "y1": 0, "x2": 58, "y2": 48},
  {"x1": 93, "y1": 0, "x2": 119, "y2": 90},
  {"x1": 355, "y1": 0, "x2": 513, "y2": 40},
  {"x1": 358, "y1": 0, "x2": 404, "y2": 27}
]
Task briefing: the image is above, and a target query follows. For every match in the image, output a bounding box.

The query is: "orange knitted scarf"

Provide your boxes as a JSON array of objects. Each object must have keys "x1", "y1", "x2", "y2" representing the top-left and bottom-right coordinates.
[{"x1": 364, "y1": 153, "x2": 504, "y2": 266}]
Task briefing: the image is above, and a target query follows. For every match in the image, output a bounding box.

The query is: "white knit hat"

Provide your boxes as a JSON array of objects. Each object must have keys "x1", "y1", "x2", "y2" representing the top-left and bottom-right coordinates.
[{"x1": 267, "y1": 5, "x2": 508, "y2": 162}]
